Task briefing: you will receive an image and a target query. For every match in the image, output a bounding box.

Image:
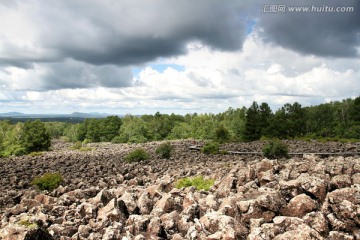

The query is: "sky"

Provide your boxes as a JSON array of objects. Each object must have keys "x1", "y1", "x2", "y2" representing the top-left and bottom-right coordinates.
[{"x1": 0, "y1": 0, "x2": 359, "y2": 115}]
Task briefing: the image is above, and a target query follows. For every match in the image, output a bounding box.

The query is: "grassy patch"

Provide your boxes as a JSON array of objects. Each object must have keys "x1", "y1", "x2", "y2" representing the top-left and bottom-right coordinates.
[
  {"x1": 18, "y1": 219, "x2": 38, "y2": 229},
  {"x1": 155, "y1": 142, "x2": 174, "y2": 159},
  {"x1": 124, "y1": 148, "x2": 149, "y2": 163},
  {"x1": 79, "y1": 147, "x2": 93, "y2": 151},
  {"x1": 201, "y1": 142, "x2": 220, "y2": 155},
  {"x1": 28, "y1": 151, "x2": 43, "y2": 157},
  {"x1": 175, "y1": 176, "x2": 215, "y2": 191},
  {"x1": 262, "y1": 139, "x2": 289, "y2": 159},
  {"x1": 31, "y1": 172, "x2": 64, "y2": 191}
]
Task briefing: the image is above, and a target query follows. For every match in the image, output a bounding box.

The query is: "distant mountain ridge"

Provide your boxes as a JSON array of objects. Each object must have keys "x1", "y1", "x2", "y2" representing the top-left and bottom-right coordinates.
[{"x1": 0, "y1": 112, "x2": 112, "y2": 118}]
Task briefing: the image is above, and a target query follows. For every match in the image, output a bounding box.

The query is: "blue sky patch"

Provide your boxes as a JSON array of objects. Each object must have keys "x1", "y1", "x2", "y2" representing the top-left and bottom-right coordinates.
[{"x1": 132, "y1": 64, "x2": 185, "y2": 78}]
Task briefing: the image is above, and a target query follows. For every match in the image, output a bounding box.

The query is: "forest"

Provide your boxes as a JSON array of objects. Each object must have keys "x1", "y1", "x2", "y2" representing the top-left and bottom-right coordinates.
[{"x1": 0, "y1": 96, "x2": 359, "y2": 157}]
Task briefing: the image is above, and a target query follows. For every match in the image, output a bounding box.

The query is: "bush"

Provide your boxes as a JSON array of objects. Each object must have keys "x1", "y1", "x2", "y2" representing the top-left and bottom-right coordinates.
[
  {"x1": 71, "y1": 141, "x2": 82, "y2": 150},
  {"x1": 124, "y1": 148, "x2": 149, "y2": 163},
  {"x1": 262, "y1": 139, "x2": 289, "y2": 159},
  {"x1": 111, "y1": 136, "x2": 124, "y2": 143},
  {"x1": 20, "y1": 120, "x2": 51, "y2": 153},
  {"x1": 156, "y1": 142, "x2": 174, "y2": 159},
  {"x1": 2, "y1": 144, "x2": 27, "y2": 157},
  {"x1": 201, "y1": 142, "x2": 220, "y2": 154},
  {"x1": 31, "y1": 173, "x2": 64, "y2": 191},
  {"x1": 175, "y1": 176, "x2": 215, "y2": 191},
  {"x1": 214, "y1": 125, "x2": 230, "y2": 143}
]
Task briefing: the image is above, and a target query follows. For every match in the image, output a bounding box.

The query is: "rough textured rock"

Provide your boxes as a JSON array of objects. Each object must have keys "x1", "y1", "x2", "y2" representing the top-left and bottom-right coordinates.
[
  {"x1": 0, "y1": 140, "x2": 359, "y2": 239},
  {"x1": 281, "y1": 193, "x2": 317, "y2": 218},
  {"x1": 322, "y1": 186, "x2": 360, "y2": 233}
]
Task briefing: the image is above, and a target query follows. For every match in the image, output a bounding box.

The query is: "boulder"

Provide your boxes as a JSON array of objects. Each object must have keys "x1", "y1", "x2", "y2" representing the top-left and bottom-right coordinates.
[
  {"x1": 215, "y1": 175, "x2": 237, "y2": 198},
  {"x1": 281, "y1": 194, "x2": 317, "y2": 218},
  {"x1": 330, "y1": 175, "x2": 352, "y2": 190},
  {"x1": 322, "y1": 187, "x2": 360, "y2": 232}
]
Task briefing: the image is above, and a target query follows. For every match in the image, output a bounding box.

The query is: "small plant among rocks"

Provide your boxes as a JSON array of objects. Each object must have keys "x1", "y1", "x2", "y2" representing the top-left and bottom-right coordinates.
[
  {"x1": 262, "y1": 139, "x2": 289, "y2": 159},
  {"x1": 18, "y1": 218, "x2": 38, "y2": 229},
  {"x1": 28, "y1": 151, "x2": 43, "y2": 157},
  {"x1": 31, "y1": 173, "x2": 64, "y2": 191},
  {"x1": 71, "y1": 141, "x2": 83, "y2": 150},
  {"x1": 175, "y1": 175, "x2": 215, "y2": 191},
  {"x1": 155, "y1": 142, "x2": 174, "y2": 159},
  {"x1": 201, "y1": 141, "x2": 220, "y2": 154},
  {"x1": 71, "y1": 141, "x2": 93, "y2": 151},
  {"x1": 124, "y1": 148, "x2": 149, "y2": 163}
]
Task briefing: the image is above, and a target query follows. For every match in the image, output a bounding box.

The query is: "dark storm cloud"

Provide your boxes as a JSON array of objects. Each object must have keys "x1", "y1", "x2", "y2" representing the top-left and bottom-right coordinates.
[
  {"x1": 39, "y1": 61, "x2": 133, "y2": 90},
  {"x1": 31, "y1": 0, "x2": 249, "y2": 66},
  {"x1": 257, "y1": 0, "x2": 360, "y2": 57}
]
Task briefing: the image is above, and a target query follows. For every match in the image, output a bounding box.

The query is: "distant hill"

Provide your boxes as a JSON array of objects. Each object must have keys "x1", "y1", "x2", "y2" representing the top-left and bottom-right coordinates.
[
  {"x1": 0, "y1": 112, "x2": 114, "y2": 123},
  {"x1": 0, "y1": 112, "x2": 24, "y2": 117},
  {"x1": 0, "y1": 112, "x2": 110, "y2": 118}
]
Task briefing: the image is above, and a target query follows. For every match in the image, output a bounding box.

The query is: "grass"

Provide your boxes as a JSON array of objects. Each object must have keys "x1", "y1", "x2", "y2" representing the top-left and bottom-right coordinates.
[
  {"x1": 28, "y1": 151, "x2": 43, "y2": 157},
  {"x1": 262, "y1": 139, "x2": 289, "y2": 159},
  {"x1": 79, "y1": 147, "x2": 93, "y2": 151},
  {"x1": 124, "y1": 148, "x2": 149, "y2": 163},
  {"x1": 18, "y1": 219, "x2": 38, "y2": 229},
  {"x1": 155, "y1": 142, "x2": 174, "y2": 159},
  {"x1": 31, "y1": 172, "x2": 64, "y2": 191},
  {"x1": 175, "y1": 175, "x2": 215, "y2": 191},
  {"x1": 201, "y1": 142, "x2": 220, "y2": 155}
]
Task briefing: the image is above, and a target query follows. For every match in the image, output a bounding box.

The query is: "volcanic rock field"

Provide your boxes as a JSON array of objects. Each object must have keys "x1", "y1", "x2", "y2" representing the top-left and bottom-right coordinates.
[{"x1": 0, "y1": 140, "x2": 360, "y2": 239}]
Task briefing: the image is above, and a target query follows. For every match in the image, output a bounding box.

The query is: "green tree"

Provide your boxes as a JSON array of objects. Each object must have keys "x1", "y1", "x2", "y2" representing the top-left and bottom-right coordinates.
[
  {"x1": 191, "y1": 114, "x2": 216, "y2": 139},
  {"x1": 99, "y1": 116, "x2": 122, "y2": 142},
  {"x1": 267, "y1": 102, "x2": 305, "y2": 138},
  {"x1": 76, "y1": 122, "x2": 87, "y2": 142},
  {"x1": 258, "y1": 102, "x2": 273, "y2": 137},
  {"x1": 64, "y1": 123, "x2": 80, "y2": 142},
  {"x1": 118, "y1": 115, "x2": 148, "y2": 143},
  {"x1": 169, "y1": 122, "x2": 191, "y2": 139},
  {"x1": 20, "y1": 120, "x2": 51, "y2": 153},
  {"x1": 85, "y1": 119, "x2": 101, "y2": 142},
  {"x1": 243, "y1": 101, "x2": 260, "y2": 141},
  {"x1": 214, "y1": 125, "x2": 230, "y2": 143},
  {"x1": 216, "y1": 107, "x2": 246, "y2": 141},
  {"x1": 45, "y1": 122, "x2": 67, "y2": 139},
  {"x1": 143, "y1": 112, "x2": 173, "y2": 140}
]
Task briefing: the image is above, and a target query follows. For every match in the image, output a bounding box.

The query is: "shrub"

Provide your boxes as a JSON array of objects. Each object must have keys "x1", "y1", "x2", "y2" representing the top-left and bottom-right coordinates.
[
  {"x1": 214, "y1": 125, "x2": 230, "y2": 143},
  {"x1": 201, "y1": 142, "x2": 220, "y2": 155},
  {"x1": 175, "y1": 176, "x2": 215, "y2": 191},
  {"x1": 262, "y1": 139, "x2": 289, "y2": 159},
  {"x1": 156, "y1": 142, "x2": 174, "y2": 159},
  {"x1": 31, "y1": 173, "x2": 64, "y2": 191},
  {"x1": 2, "y1": 144, "x2": 26, "y2": 157},
  {"x1": 111, "y1": 136, "x2": 123, "y2": 143},
  {"x1": 124, "y1": 148, "x2": 149, "y2": 163},
  {"x1": 71, "y1": 141, "x2": 82, "y2": 150},
  {"x1": 20, "y1": 120, "x2": 51, "y2": 153}
]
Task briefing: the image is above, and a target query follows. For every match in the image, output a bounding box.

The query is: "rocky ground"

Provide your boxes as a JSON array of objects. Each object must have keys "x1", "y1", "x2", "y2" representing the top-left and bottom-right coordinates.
[{"x1": 0, "y1": 140, "x2": 359, "y2": 239}]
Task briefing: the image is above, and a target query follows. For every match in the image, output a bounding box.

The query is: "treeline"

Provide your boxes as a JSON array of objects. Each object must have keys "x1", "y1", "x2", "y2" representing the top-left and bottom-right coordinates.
[
  {"x1": 0, "y1": 96, "x2": 359, "y2": 156},
  {"x1": 0, "y1": 120, "x2": 50, "y2": 157},
  {"x1": 50, "y1": 96, "x2": 360, "y2": 143}
]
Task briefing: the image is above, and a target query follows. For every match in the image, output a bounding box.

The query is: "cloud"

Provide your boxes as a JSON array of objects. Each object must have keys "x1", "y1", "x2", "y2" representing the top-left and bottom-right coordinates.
[
  {"x1": 257, "y1": 0, "x2": 360, "y2": 57},
  {"x1": 0, "y1": 0, "x2": 359, "y2": 114},
  {"x1": 0, "y1": 60, "x2": 133, "y2": 91},
  {"x1": 25, "y1": 0, "x2": 250, "y2": 66},
  {"x1": 133, "y1": 33, "x2": 360, "y2": 109}
]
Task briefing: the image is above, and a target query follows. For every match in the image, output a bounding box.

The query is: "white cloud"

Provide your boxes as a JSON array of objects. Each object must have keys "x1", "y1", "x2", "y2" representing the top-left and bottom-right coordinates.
[{"x1": 0, "y1": 31, "x2": 359, "y2": 114}]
